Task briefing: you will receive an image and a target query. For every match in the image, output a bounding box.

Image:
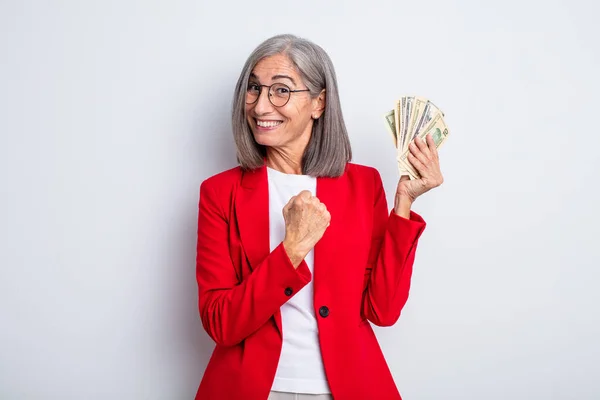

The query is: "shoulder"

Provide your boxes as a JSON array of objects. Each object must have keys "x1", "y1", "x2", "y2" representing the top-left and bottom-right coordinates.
[
  {"x1": 199, "y1": 165, "x2": 244, "y2": 203},
  {"x1": 201, "y1": 166, "x2": 243, "y2": 189}
]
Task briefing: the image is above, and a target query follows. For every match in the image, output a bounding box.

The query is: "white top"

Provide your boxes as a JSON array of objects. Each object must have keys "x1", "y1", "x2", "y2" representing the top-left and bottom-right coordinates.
[{"x1": 267, "y1": 166, "x2": 331, "y2": 394}]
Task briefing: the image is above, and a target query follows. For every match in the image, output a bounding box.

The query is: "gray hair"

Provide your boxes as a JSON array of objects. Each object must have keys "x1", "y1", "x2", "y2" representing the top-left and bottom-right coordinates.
[{"x1": 231, "y1": 34, "x2": 352, "y2": 177}]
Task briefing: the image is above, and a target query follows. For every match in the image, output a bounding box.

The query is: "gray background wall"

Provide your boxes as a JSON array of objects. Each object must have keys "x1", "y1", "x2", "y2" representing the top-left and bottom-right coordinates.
[{"x1": 1, "y1": 0, "x2": 599, "y2": 399}]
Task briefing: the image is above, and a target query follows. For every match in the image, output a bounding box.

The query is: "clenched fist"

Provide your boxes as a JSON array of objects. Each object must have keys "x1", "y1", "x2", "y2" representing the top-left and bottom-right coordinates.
[{"x1": 282, "y1": 190, "x2": 331, "y2": 268}]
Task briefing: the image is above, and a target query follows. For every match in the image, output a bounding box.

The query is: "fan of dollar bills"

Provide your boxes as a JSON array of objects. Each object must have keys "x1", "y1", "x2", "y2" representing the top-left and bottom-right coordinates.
[{"x1": 383, "y1": 96, "x2": 449, "y2": 180}]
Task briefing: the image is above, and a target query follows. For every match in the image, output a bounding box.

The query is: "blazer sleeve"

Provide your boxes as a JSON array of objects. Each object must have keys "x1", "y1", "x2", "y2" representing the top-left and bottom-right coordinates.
[
  {"x1": 196, "y1": 180, "x2": 312, "y2": 347},
  {"x1": 361, "y1": 169, "x2": 426, "y2": 327}
]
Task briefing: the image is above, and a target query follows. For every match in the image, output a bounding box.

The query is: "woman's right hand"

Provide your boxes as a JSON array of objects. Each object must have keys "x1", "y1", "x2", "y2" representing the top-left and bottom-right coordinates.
[{"x1": 282, "y1": 190, "x2": 331, "y2": 268}]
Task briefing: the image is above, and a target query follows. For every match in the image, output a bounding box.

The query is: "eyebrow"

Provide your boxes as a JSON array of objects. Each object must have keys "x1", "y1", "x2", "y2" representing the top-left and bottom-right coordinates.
[{"x1": 250, "y1": 73, "x2": 296, "y2": 86}]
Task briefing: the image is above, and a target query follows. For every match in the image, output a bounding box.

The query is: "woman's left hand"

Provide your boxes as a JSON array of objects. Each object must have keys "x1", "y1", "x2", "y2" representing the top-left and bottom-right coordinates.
[{"x1": 394, "y1": 133, "x2": 444, "y2": 214}]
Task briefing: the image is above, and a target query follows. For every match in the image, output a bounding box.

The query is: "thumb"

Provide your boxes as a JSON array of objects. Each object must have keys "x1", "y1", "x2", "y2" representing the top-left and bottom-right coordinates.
[
  {"x1": 282, "y1": 195, "x2": 295, "y2": 214},
  {"x1": 398, "y1": 175, "x2": 410, "y2": 189},
  {"x1": 397, "y1": 175, "x2": 411, "y2": 194}
]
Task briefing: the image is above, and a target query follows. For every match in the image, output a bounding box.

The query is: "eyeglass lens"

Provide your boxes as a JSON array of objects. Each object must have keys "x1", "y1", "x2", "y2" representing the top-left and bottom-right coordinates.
[{"x1": 246, "y1": 83, "x2": 291, "y2": 107}]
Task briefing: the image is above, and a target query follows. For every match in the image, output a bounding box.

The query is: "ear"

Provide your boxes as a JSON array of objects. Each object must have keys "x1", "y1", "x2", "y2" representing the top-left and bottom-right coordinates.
[{"x1": 311, "y1": 89, "x2": 326, "y2": 119}]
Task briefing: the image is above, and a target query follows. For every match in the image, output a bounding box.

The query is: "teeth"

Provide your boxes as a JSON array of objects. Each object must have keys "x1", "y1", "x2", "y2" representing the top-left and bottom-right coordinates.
[{"x1": 256, "y1": 120, "x2": 282, "y2": 128}]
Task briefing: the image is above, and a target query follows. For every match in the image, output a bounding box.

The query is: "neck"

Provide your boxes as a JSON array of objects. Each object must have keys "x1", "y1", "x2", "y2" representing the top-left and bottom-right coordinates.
[
  {"x1": 265, "y1": 122, "x2": 314, "y2": 174},
  {"x1": 265, "y1": 130, "x2": 312, "y2": 174},
  {"x1": 265, "y1": 148, "x2": 303, "y2": 174}
]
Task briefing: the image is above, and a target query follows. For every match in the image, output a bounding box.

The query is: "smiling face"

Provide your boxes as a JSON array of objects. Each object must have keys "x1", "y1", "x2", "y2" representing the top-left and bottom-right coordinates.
[{"x1": 245, "y1": 54, "x2": 325, "y2": 156}]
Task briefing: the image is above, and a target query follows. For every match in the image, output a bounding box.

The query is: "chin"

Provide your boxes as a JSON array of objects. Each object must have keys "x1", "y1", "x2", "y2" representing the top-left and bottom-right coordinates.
[{"x1": 252, "y1": 133, "x2": 278, "y2": 147}]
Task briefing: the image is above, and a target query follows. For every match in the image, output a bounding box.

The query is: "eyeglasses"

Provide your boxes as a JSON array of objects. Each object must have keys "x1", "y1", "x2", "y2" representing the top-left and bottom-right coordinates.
[{"x1": 246, "y1": 82, "x2": 310, "y2": 107}]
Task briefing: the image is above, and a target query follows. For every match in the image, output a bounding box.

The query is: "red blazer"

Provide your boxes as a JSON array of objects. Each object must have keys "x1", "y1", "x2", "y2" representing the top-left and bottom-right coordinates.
[{"x1": 195, "y1": 162, "x2": 426, "y2": 400}]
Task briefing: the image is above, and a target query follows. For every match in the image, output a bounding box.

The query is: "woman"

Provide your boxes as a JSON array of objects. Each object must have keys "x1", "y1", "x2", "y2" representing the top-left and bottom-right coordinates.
[{"x1": 195, "y1": 34, "x2": 443, "y2": 400}]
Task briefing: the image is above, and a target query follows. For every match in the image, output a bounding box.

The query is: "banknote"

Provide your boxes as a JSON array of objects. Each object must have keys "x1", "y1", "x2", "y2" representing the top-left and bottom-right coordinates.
[
  {"x1": 400, "y1": 97, "x2": 413, "y2": 152},
  {"x1": 383, "y1": 108, "x2": 411, "y2": 176},
  {"x1": 383, "y1": 109, "x2": 397, "y2": 147},
  {"x1": 395, "y1": 99, "x2": 403, "y2": 153},
  {"x1": 412, "y1": 100, "x2": 441, "y2": 141},
  {"x1": 407, "y1": 97, "x2": 428, "y2": 148}
]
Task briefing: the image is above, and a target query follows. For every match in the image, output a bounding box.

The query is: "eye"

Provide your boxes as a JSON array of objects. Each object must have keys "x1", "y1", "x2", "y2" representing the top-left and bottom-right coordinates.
[
  {"x1": 247, "y1": 83, "x2": 261, "y2": 93},
  {"x1": 274, "y1": 85, "x2": 290, "y2": 95}
]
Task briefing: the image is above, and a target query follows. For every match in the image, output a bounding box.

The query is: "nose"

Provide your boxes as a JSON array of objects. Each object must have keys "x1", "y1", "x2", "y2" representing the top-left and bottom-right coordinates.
[{"x1": 253, "y1": 86, "x2": 274, "y2": 115}]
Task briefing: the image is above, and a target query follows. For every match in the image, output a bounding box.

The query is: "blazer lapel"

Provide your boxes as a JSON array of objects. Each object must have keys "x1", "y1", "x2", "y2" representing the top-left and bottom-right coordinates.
[
  {"x1": 235, "y1": 165, "x2": 270, "y2": 272},
  {"x1": 234, "y1": 165, "x2": 286, "y2": 337},
  {"x1": 314, "y1": 173, "x2": 344, "y2": 294}
]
